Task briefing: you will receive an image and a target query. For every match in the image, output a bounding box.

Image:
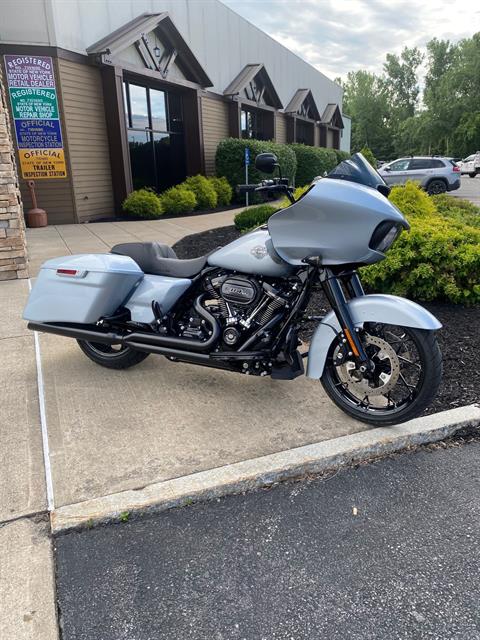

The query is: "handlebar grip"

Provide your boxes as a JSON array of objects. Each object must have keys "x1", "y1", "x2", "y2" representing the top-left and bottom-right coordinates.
[{"x1": 237, "y1": 184, "x2": 258, "y2": 194}]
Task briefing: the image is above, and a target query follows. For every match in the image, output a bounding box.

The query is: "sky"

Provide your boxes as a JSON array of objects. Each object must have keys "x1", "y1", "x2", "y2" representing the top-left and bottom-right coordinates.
[{"x1": 221, "y1": 0, "x2": 480, "y2": 81}]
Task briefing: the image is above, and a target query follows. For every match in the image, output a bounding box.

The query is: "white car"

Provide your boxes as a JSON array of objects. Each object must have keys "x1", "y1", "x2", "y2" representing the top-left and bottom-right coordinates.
[{"x1": 460, "y1": 152, "x2": 480, "y2": 177}]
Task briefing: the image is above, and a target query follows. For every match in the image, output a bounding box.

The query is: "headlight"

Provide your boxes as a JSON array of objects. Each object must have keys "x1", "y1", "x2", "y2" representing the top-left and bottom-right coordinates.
[{"x1": 369, "y1": 222, "x2": 402, "y2": 253}]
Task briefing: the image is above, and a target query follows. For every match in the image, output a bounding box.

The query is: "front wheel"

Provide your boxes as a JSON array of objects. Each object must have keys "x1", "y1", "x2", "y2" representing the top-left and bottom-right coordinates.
[
  {"x1": 469, "y1": 173, "x2": 476, "y2": 178},
  {"x1": 321, "y1": 325, "x2": 442, "y2": 426},
  {"x1": 77, "y1": 340, "x2": 150, "y2": 369}
]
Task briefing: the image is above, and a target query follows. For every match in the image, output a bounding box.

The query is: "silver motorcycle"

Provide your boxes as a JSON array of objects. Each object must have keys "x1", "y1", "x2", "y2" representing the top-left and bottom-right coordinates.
[{"x1": 24, "y1": 153, "x2": 442, "y2": 426}]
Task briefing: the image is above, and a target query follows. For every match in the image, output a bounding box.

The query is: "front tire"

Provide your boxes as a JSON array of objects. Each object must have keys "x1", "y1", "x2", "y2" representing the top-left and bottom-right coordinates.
[
  {"x1": 321, "y1": 326, "x2": 442, "y2": 426},
  {"x1": 469, "y1": 172, "x2": 476, "y2": 178},
  {"x1": 77, "y1": 340, "x2": 150, "y2": 369}
]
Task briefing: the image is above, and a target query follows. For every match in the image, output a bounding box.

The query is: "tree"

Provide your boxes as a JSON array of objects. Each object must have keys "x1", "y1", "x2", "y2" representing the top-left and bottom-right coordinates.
[
  {"x1": 383, "y1": 47, "x2": 424, "y2": 121},
  {"x1": 341, "y1": 71, "x2": 394, "y2": 159}
]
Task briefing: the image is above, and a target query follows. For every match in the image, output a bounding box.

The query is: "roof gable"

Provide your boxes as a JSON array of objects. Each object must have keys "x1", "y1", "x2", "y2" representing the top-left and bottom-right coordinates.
[
  {"x1": 284, "y1": 89, "x2": 321, "y2": 121},
  {"x1": 224, "y1": 64, "x2": 283, "y2": 109},
  {"x1": 87, "y1": 13, "x2": 212, "y2": 87},
  {"x1": 321, "y1": 103, "x2": 344, "y2": 128}
]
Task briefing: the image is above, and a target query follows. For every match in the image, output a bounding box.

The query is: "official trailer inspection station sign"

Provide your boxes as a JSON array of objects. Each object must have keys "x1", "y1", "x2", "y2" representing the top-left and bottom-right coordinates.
[{"x1": 4, "y1": 55, "x2": 67, "y2": 179}]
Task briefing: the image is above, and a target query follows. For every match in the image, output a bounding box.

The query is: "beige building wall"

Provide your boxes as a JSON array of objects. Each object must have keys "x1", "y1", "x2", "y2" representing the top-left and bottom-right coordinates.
[
  {"x1": 58, "y1": 59, "x2": 114, "y2": 221},
  {"x1": 201, "y1": 95, "x2": 229, "y2": 176},
  {"x1": 327, "y1": 128, "x2": 334, "y2": 149},
  {"x1": 275, "y1": 113, "x2": 287, "y2": 144}
]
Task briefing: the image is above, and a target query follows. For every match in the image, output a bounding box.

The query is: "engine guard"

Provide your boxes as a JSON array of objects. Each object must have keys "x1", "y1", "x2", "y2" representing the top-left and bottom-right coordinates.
[{"x1": 306, "y1": 294, "x2": 442, "y2": 379}]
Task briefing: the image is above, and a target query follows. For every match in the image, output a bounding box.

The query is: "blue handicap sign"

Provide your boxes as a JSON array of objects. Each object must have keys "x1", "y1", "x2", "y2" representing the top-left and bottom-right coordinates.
[{"x1": 244, "y1": 147, "x2": 250, "y2": 165}]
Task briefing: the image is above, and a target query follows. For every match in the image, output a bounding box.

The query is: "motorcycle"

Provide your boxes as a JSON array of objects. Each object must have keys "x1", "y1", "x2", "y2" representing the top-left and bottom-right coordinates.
[{"x1": 24, "y1": 153, "x2": 442, "y2": 426}]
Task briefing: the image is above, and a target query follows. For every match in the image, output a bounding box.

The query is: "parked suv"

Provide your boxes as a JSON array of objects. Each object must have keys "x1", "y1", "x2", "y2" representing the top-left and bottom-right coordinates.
[
  {"x1": 459, "y1": 152, "x2": 480, "y2": 178},
  {"x1": 378, "y1": 156, "x2": 461, "y2": 194}
]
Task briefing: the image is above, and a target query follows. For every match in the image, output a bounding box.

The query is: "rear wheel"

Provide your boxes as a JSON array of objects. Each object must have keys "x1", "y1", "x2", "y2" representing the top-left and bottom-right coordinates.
[
  {"x1": 77, "y1": 340, "x2": 150, "y2": 369},
  {"x1": 427, "y1": 180, "x2": 447, "y2": 195},
  {"x1": 469, "y1": 172, "x2": 476, "y2": 178},
  {"x1": 321, "y1": 325, "x2": 442, "y2": 426}
]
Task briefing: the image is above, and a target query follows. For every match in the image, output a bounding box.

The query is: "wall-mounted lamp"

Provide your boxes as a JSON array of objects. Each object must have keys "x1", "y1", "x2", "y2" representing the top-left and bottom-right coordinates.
[{"x1": 153, "y1": 46, "x2": 161, "y2": 58}]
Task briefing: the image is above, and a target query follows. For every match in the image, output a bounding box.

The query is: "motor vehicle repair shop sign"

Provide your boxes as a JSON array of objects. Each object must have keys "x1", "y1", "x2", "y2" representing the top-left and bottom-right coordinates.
[{"x1": 4, "y1": 55, "x2": 67, "y2": 178}]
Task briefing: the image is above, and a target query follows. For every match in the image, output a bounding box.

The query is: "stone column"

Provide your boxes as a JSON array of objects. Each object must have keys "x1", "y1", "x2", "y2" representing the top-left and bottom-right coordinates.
[{"x1": 0, "y1": 64, "x2": 28, "y2": 280}]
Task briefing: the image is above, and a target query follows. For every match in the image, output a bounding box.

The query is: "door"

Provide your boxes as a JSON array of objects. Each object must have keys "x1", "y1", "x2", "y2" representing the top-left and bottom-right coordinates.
[{"x1": 380, "y1": 158, "x2": 410, "y2": 185}]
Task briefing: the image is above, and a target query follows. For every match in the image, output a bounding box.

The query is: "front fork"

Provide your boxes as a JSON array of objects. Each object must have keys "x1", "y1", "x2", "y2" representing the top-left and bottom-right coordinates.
[{"x1": 320, "y1": 268, "x2": 372, "y2": 370}]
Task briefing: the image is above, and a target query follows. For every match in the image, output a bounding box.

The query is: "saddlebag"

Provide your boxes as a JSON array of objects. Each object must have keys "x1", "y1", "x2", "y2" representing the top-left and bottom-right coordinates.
[{"x1": 23, "y1": 254, "x2": 143, "y2": 324}]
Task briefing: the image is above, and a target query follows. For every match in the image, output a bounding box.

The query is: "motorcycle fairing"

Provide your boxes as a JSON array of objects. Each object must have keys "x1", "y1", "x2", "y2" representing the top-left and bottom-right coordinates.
[{"x1": 268, "y1": 179, "x2": 409, "y2": 266}]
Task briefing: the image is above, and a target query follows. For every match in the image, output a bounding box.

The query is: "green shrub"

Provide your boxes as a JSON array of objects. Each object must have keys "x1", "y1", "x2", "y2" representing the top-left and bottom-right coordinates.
[
  {"x1": 279, "y1": 184, "x2": 311, "y2": 208},
  {"x1": 431, "y1": 194, "x2": 480, "y2": 228},
  {"x1": 208, "y1": 176, "x2": 233, "y2": 206},
  {"x1": 289, "y1": 144, "x2": 338, "y2": 186},
  {"x1": 361, "y1": 181, "x2": 480, "y2": 304},
  {"x1": 183, "y1": 175, "x2": 217, "y2": 209},
  {"x1": 160, "y1": 186, "x2": 197, "y2": 215},
  {"x1": 333, "y1": 149, "x2": 351, "y2": 164},
  {"x1": 122, "y1": 189, "x2": 163, "y2": 219},
  {"x1": 359, "y1": 146, "x2": 377, "y2": 168},
  {"x1": 234, "y1": 204, "x2": 278, "y2": 232},
  {"x1": 215, "y1": 138, "x2": 296, "y2": 203}
]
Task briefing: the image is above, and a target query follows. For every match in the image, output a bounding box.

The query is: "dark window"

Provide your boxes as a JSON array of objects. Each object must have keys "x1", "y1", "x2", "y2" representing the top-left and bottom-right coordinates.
[
  {"x1": 296, "y1": 120, "x2": 314, "y2": 145},
  {"x1": 241, "y1": 108, "x2": 266, "y2": 140},
  {"x1": 431, "y1": 159, "x2": 445, "y2": 168},
  {"x1": 123, "y1": 81, "x2": 186, "y2": 193},
  {"x1": 409, "y1": 159, "x2": 432, "y2": 170}
]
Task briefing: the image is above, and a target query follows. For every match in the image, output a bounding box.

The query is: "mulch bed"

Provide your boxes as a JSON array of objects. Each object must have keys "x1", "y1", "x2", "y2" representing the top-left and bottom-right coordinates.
[{"x1": 173, "y1": 225, "x2": 480, "y2": 415}]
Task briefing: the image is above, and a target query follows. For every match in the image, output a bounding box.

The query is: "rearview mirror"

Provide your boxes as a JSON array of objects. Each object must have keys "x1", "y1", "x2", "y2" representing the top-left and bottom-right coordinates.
[
  {"x1": 255, "y1": 153, "x2": 278, "y2": 174},
  {"x1": 383, "y1": 165, "x2": 391, "y2": 171}
]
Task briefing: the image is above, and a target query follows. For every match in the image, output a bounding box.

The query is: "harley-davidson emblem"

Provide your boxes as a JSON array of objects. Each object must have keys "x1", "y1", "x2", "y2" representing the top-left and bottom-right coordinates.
[{"x1": 250, "y1": 245, "x2": 268, "y2": 259}]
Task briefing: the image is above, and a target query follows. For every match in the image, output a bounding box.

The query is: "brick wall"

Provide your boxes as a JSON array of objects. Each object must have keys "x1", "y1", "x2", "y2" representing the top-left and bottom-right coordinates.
[{"x1": 0, "y1": 65, "x2": 28, "y2": 280}]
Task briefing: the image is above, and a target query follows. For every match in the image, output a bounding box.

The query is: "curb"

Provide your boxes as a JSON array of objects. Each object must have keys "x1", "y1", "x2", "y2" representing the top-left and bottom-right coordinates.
[{"x1": 51, "y1": 404, "x2": 480, "y2": 534}]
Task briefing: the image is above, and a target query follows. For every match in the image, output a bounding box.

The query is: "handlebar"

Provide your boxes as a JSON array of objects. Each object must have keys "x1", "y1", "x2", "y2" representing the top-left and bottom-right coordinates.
[{"x1": 237, "y1": 179, "x2": 295, "y2": 202}]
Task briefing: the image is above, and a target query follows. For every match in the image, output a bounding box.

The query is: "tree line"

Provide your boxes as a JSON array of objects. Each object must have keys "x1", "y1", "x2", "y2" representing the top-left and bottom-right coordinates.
[{"x1": 337, "y1": 32, "x2": 480, "y2": 160}]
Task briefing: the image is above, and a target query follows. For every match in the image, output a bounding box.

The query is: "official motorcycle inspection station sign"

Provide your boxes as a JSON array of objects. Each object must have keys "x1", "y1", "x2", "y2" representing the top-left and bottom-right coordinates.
[{"x1": 4, "y1": 54, "x2": 67, "y2": 179}]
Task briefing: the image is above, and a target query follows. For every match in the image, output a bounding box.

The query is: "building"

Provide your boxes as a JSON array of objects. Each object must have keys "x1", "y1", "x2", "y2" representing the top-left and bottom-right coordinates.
[{"x1": 0, "y1": 0, "x2": 350, "y2": 224}]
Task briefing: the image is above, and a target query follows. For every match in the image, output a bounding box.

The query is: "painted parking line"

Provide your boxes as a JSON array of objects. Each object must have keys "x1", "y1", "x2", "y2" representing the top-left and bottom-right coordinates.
[{"x1": 28, "y1": 278, "x2": 55, "y2": 512}]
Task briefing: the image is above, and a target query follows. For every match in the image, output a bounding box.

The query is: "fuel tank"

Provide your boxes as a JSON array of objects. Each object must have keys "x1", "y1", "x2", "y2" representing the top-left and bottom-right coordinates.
[{"x1": 207, "y1": 228, "x2": 293, "y2": 277}]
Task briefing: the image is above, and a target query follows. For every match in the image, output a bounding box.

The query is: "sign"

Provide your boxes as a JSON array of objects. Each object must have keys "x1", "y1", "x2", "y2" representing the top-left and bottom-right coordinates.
[
  {"x1": 14, "y1": 119, "x2": 63, "y2": 148},
  {"x1": 9, "y1": 88, "x2": 59, "y2": 119},
  {"x1": 19, "y1": 149, "x2": 67, "y2": 179},
  {"x1": 4, "y1": 54, "x2": 67, "y2": 179},
  {"x1": 244, "y1": 147, "x2": 250, "y2": 165}
]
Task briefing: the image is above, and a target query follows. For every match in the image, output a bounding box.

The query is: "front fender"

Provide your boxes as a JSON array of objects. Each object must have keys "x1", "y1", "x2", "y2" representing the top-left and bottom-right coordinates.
[{"x1": 306, "y1": 294, "x2": 442, "y2": 379}]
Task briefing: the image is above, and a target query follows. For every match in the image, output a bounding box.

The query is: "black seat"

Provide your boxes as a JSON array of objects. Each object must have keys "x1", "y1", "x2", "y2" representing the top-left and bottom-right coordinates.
[{"x1": 111, "y1": 242, "x2": 208, "y2": 278}]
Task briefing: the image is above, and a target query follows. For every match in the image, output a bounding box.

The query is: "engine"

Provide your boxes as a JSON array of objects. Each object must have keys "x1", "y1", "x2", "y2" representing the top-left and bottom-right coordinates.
[{"x1": 202, "y1": 272, "x2": 299, "y2": 348}]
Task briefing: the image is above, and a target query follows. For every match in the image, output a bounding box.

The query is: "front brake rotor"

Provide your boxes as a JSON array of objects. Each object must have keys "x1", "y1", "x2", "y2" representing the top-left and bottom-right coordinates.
[{"x1": 335, "y1": 333, "x2": 401, "y2": 397}]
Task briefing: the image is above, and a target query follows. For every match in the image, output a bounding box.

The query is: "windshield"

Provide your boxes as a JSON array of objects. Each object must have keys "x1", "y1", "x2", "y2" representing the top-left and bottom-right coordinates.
[{"x1": 327, "y1": 152, "x2": 390, "y2": 195}]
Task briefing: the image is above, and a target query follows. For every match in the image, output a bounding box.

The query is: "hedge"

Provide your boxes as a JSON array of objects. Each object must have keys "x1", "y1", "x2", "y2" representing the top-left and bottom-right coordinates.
[
  {"x1": 215, "y1": 138, "x2": 296, "y2": 202},
  {"x1": 234, "y1": 204, "x2": 279, "y2": 232},
  {"x1": 289, "y1": 144, "x2": 338, "y2": 187},
  {"x1": 122, "y1": 189, "x2": 163, "y2": 218},
  {"x1": 208, "y1": 176, "x2": 233, "y2": 206},
  {"x1": 184, "y1": 175, "x2": 217, "y2": 209},
  {"x1": 333, "y1": 149, "x2": 351, "y2": 164},
  {"x1": 361, "y1": 181, "x2": 480, "y2": 304},
  {"x1": 160, "y1": 186, "x2": 197, "y2": 215},
  {"x1": 359, "y1": 146, "x2": 377, "y2": 168}
]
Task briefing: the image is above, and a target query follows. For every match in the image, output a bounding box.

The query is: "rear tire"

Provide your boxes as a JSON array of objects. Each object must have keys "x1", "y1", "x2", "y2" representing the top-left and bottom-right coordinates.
[
  {"x1": 469, "y1": 173, "x2": 476, "y2": 178},
  {"x1": 77, "y1": 340, "x2": 150, "y2": 369},
  {"x1": 427, "y1": 180, "x2": 447, "y2": 195},
  {"x1": 321, "y1": 327, "x2": 442, "y2": 426}
]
